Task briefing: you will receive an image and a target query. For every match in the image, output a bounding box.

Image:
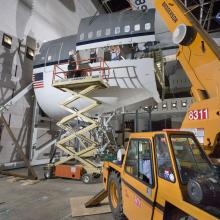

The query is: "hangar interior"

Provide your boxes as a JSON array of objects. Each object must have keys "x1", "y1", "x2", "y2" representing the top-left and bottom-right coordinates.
[{"x1": 0, "y1": 0, "x2": 220, "y2": 220}]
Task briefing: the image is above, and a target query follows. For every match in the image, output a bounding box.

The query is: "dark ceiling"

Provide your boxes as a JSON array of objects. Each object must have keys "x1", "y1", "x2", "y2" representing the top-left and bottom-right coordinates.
[
  {"x1": 98, "y1": 0, "x2": 130, "y2": 13},
  {"x1": 97, "y1": 0, "x2": 219, "y2": 32},
  {"x1": 179, "y1": 0, "x2": 220, "y2": 32}
]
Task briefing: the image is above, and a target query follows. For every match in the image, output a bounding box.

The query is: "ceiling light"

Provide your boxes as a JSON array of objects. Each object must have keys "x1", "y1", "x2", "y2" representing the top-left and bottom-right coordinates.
[
  {"x1": 172, "y1": 102, "x2": 177, "y2": 108},
  {"x1": 26, "y1": 47, "x2": 35, "y2": 60},
  {"x1": 2, "y1": 33, "x2": 12, "y2": 49},
  {"x1": 162, "y1": 103, "x2": 167, "y2": 109},
  {"x1": 182, "y1": 101, "x2": 187, "y2": 107}
]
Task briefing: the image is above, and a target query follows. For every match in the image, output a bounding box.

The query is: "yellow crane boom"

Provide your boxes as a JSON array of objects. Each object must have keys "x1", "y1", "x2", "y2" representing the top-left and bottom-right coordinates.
[{"x1": 155, "y1": 0, "x2": 220, "y2": 157}]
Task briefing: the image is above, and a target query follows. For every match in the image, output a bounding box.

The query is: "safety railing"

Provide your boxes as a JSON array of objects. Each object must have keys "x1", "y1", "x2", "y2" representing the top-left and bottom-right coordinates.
[{"x1": 52, "y1": 57, "x2": 110, "y2": 83}]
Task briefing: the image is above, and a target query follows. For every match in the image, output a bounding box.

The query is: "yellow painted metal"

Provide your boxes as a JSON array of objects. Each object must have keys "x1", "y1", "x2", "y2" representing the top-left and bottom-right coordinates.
[
  {"x1": 52, "y1": 76, "x2": 109, "y2": 90},
  {"x1": 95, "y1": 1, "x2": 220, "y2": 218},
  {"x1": 121, "y1": 135, "x2": 157, "y2": 220},
  {"x1": 129, "y1": 132, "x2": 218, "y2": 220},
  {"x1": 102, "y1": 131, "x2": 219, "y2": 220},
  {"x1": 110, "y1": 181, "x2": 118, "y2": 209},
  {"x1": 52, "y1": 77, "x2": 108, "y2": 174},
  {"x1": 155, "y1": 0, "x2": 220, "y2": 153}
]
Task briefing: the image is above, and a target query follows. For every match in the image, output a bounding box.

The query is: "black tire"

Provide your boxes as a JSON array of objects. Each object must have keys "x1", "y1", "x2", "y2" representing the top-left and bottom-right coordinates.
[
  {"x1": 166, "y1": 207, "x2": 195, "y2": 220},
  {"x1": 171, "y1": 212, "x2": 194, "y2": 220},
  {"x1": 108, "y1": 171, "x2": 126, "y2": 220},
  {"x1": 44, "y1": 166, "x2": 54, "y2": 179},
  {"x1": 82, "y1": 174, "x2": 92, "y2": 184},
  {"x1": 93, "y1": 173, "x2": 101, "y2": 179}
]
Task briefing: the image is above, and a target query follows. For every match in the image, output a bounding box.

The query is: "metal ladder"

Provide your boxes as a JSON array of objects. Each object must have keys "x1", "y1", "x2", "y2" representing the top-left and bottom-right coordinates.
[{"x1": 147, "y1": 50, "x2": 167, "y2": 99}]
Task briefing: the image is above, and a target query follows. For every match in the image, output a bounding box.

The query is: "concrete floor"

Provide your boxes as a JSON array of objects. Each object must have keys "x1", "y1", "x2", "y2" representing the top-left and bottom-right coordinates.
[{"x1": 0, "y1": 167, "x2": 113, "y2": 220}]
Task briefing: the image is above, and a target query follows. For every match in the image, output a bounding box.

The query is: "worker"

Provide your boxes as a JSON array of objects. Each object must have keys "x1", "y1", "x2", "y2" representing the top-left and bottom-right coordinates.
[
  {"x1": 74, "y1": 50, "x2": 82, "y2": 77},
  {"x1": 142, "y1": 154, "x2": 152, "y2": 184},
  {"x1": 67, "y1": 50, "x2": 76, "y2": 78},
  {"x1": 117, "y1": 148, "x2": 125, "y2": 165},
  {"x1": 110, "y1": 45, "x2": 121, "y2": 60},
  {"x1": 156, "y1": 136, "x2": 173, "y2": 180},
  {"x1": 157, "y1": 137, "x2": 169, "y2": 165},
  {"x1": 104, "y1": 47, "x2": 111, "y2": 61},
  {"x1": 90, "y1": 48, "x2": 97, "y2": 63}
]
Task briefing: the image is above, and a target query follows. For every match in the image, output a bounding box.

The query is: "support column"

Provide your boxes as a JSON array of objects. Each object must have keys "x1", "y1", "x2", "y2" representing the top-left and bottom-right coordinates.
[
  {"x1": 135, "y1": 109, "x2": 139, "y2": 132},
  {"x1": 148, "y1": 107, "x2": 152, "y2": 131}
]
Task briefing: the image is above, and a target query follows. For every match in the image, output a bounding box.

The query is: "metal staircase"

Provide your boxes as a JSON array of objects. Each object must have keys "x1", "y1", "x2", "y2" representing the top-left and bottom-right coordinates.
[
  {"x1": 50, "y1": 58, "x2": 111, "y2": 180},
  {"x1": 147, "y1": 49, "x2": 167, "y2": 99}
]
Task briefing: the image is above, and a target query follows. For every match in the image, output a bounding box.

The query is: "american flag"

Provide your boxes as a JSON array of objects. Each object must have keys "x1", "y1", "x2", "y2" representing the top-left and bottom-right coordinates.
[{"x1": 33, "y1": 72, "x2": 44, "y2": 89}]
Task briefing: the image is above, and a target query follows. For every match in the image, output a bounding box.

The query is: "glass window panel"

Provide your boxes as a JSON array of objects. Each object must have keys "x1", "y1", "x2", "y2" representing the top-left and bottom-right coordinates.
[
  {"x1": 115, "y1": 27, "x2": 120, "y2": 34},
  {"x1": 106, "y1": 28, "x2": 111, "y2": 36},
  {"x1": 124, "y1": 25, "x2": 130, "y2": 33},
  {"x1": 171, "y1": 134, "x2": 213, "y2": 184},
  {"x1": 145, "y1": 23, "x2": 151, "y2": 30},
  {"x1": 80, "y1": 33, "x2": 84, "y2": 40},
  {"x1": 125, "y1": 139, "x2": 154, "y2": 186},
  {"x1": 97, "y1": 30, "x2": 102, "y2": 37},
  {"x1": 155, "y1": 134, "x2": 175, "y2": 183},
  {"x1": 88, "y1": 32, "x2": 93, "y2": 39},
  {"x1": 134, "y1": 24, "x2": 140, "y2": 31}
]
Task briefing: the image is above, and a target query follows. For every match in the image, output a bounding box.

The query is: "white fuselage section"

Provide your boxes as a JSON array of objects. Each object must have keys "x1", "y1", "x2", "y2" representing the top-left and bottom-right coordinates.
[{"x1": 33, "y1": 58, "x2": 160, "y2": 120}]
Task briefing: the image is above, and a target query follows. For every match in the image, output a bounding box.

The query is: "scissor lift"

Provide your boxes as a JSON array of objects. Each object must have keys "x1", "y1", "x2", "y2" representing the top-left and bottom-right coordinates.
[{"x1": 46, "y1": 58, "x2": 110, "y2": 183}]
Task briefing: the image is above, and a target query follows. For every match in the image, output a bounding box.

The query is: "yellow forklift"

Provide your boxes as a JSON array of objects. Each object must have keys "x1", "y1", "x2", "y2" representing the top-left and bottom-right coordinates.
[
  {"x1": 85, "y1": 0, "x2": 220, "y2": 219},
  {"x1": 96, "y1": 130, "x2": 220, "y2": 220}
]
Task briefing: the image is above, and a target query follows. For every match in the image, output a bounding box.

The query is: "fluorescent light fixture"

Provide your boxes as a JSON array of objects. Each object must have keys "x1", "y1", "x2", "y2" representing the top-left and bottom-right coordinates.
[
  {"x1": 172, "y1": 102, "x2": 177, "y2": 108},
  {"x1": 182, "y1": 101, "x2": 187, "y2": 107},
  {"x1": 26, "y1": 47, "x2": 35, "y2": 60},
  {"x1": 2, "y1": 33, "x2": 12, "y2": 49},
  {"x1": 162, "y1": 103, "x2": 167, "y2": 108}
]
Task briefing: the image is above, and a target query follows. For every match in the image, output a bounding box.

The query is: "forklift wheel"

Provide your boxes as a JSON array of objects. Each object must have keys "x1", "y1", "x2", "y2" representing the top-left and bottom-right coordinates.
[
  {"x1": 108, "y1": 171, "x2": 126, "y2": 220},
  {"x1": 82, "y1": 174, "x2": 91, "y2": 184},
  {"x1": 93, "y1": 173, "x2": 101, "y2": 179}
]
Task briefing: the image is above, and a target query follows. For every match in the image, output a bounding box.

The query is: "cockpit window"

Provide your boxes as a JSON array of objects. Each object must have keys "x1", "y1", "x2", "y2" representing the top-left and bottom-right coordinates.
[{"x1": 170, "y1": 134, "x2": 213, "y2": 184}]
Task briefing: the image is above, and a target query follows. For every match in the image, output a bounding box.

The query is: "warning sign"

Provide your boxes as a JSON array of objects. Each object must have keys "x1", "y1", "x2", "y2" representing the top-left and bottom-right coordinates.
[{"x1": 181, "y1": 128, "x2": 204, "y2": 144}]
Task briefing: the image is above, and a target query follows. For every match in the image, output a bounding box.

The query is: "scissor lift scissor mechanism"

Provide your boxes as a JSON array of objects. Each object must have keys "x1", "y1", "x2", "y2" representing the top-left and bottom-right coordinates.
[{"x1": 47, "y1": 59, "x2": 111, "y2": 182}]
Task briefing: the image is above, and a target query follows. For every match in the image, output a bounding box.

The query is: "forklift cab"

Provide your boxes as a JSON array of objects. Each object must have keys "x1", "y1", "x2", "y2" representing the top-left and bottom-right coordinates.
[{"x1": 120, "y1": 131, "x2": 220, "y2": 220}]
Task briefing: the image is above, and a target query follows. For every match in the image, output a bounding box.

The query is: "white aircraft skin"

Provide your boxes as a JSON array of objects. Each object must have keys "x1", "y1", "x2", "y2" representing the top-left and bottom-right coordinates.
[
  {"x1": 33, "y1": 58, "x2": 160, "y2": 120},
  {"x1": 33, "y1": 9, "x2": 161, "y2": 120},
  {"x1": 33, "y1": 6, "x2": 220, "y2": 121}
]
